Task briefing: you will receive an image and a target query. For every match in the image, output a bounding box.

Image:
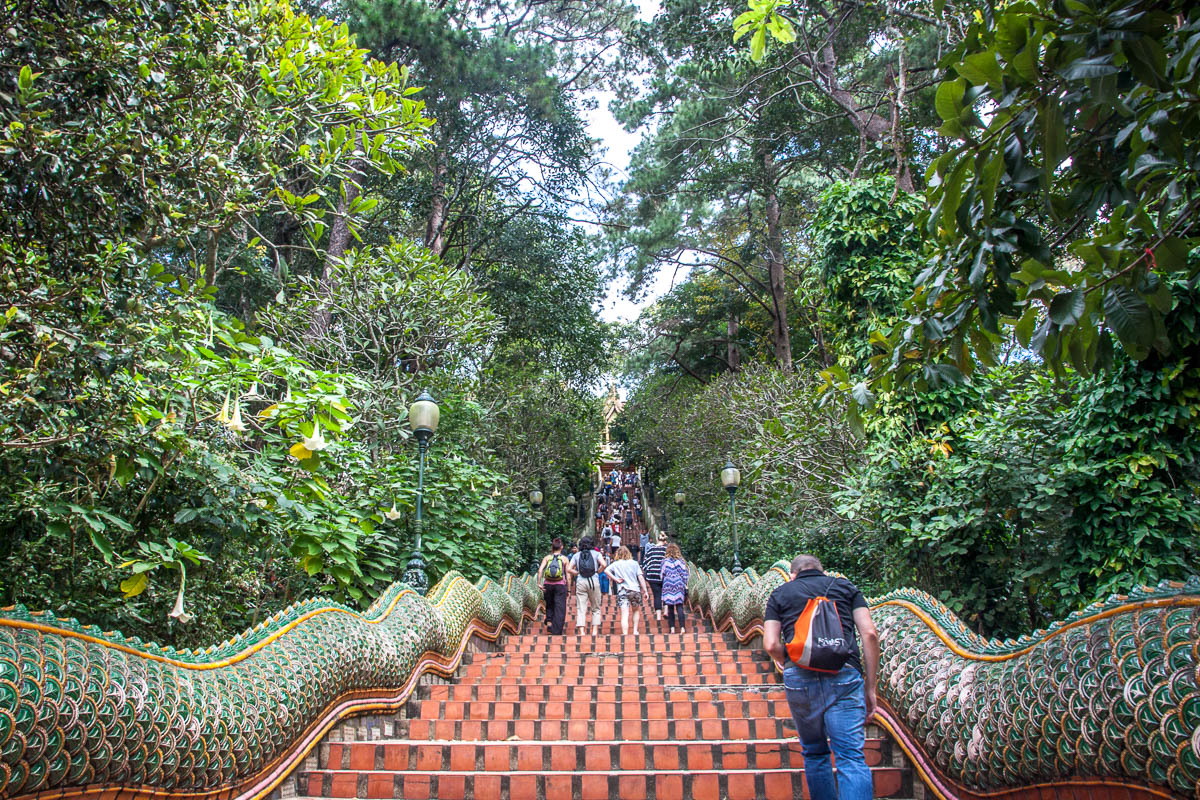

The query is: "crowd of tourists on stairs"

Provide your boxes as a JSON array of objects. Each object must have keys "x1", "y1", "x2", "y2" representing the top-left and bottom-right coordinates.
[
  {"x1": 537, "y1": 472, "x2": 883, "y2": 800},
  {"x1": 535, "y1": 533, "x2": 691, "y2": 637},
  {"x1": 593, "y1": 469, "x2": 645, "y2": 559},
  {"x1": 536, "y1": 470, "x2": 690, "y2": 637}
]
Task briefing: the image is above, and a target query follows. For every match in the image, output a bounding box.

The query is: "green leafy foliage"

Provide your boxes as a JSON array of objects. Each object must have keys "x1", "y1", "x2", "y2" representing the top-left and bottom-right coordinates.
[
  {"x1": 732, "y1": 0, "x2": 796, "y2": 62},
  {"x1": 810, "y1": 176, "x2": 926, "y2": 367},
  {"x1": 623, "y1": 199, "x2": 1199, "y2": 637},
  {"x1": 342, "y1": 0, "x2": 631, "y2": 265},
  {"x1": 0, "y1": 0, "x2": 602, "y2": 646},
  {"x1": 840, "y1": 333, "x2": 1200, "y2": 635},
  {"x1": 616, "y1": 365, "x2": 860, "y2": 575},
  {"x1": 882, "y1": 0, "x2": 1200, "y2": 393}
]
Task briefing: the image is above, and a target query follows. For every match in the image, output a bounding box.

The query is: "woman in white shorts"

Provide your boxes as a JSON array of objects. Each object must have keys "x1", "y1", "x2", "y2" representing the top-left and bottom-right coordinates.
[{"x1": 604, "y1": 546, "x2": 650, "y2": 635}]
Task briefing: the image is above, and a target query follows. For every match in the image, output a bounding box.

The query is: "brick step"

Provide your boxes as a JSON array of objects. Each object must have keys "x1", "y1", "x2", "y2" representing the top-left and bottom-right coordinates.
[
  {"x1": 460, "y1": 662, "x2": 778, "y2": 680},
  {"x1": 500, "y1": 643, "x2": 732, "y2": 655},
  {"x1": 297, "y1": 766, "x2": 909, "y2": 799},
  {"x1": 539, "y1": 632, "x2": 720, "y2": 641},
  {"x1": 465, "y1": 651, "x2": 770, "y2": 665},
  {"x1": 393, "y1": 716, "x2": 797, "y2": 742},
  {"x1": 420, "y1": 684, "x2": 786, "y2": 703},
  {"x1": 542, "y1": 623, "x2": 710, "y2": 633},
  {"x1": 522, "y1": 617, "x2": 710, "y2": 623},
  {"x1": 549, "y1": 608, "x2": 700, "y2": 614},
  {"x1": 466, "y1": 671, "x2": 778, "y2": 686},
  {"x1": 534, "y1": 618, "x2": 708, "y2": 629},
  {"x1": 510, "y1": 624, "x2": 717, "y2": 633},
  {"x1": 319, "y1": 737, "x2": 894, "y2": 772},
  {"x1": 316, "y1": 713, "x2": 896, "y2": 746},
  {"x1": 412, "y1": 697, "x2": 789, "y2": 722},
  {"x1": 533, "y1": 614, "x2": 702, "y2": 618},
  {"x1": 504, "y1": 635, "x2": 728, "y2": 647},
  {"x1": 504, "y1": 633, "x2": 724, "y2": 642}
]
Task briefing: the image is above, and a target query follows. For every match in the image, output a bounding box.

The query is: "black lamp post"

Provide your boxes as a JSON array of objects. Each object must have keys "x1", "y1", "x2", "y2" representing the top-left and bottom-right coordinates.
[
  {"x1": 403, "y1": 390, "x2": 439, "y2": 593},
  {"x1": 672, "y1": 491, "x2": 685, "y2": 536},
  {"x1": 566, "y1": 494, "x2": 577, "y2": 534},
  {"x1": 528, "y1": 488, "x2": 543, "y2": 574},
  {"x1": 720, "y1": 460, "x2": 742, "y2": 575}
]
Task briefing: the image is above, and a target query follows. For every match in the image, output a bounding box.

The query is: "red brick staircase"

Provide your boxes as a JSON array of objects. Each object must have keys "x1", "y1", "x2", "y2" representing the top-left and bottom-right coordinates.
[{"x1": 294, "y1": 601, "x2": 922, "y2": 799}]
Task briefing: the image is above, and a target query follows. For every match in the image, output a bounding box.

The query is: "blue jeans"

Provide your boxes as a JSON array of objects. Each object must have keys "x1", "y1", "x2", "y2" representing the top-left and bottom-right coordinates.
[{"x1": 782, "y1": 664, "x2": 872, "y2": 800}]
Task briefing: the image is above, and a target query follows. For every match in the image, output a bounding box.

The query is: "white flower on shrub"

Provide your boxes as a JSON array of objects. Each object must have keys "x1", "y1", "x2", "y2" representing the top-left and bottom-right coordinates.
[
  {"x1": 226, "y1": 400, "x2": 247, "y2": 433},
  {"x1": 301, "y1": 421, "x2": 327, "y2": 451}
]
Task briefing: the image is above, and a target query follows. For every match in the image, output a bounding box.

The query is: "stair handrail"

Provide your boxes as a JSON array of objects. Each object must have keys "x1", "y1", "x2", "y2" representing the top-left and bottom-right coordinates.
[
  {"x1": 0, "y1": 571, "x2": 542, "y2": 800},
  {"x1": 638, "y1": 482, "x2": 662, "y2": 542}
]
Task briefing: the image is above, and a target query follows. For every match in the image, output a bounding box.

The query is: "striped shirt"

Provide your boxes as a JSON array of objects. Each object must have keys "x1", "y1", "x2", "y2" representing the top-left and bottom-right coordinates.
[{"x1": 641, "y1": 544, "x2": 666, "y2": 581}]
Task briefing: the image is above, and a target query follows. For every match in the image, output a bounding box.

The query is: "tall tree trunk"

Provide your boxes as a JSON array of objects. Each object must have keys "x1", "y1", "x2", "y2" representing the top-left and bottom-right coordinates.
[
  {"x1": 326, "y1": 183, "x2": 361, "y2": 266},
  {"x1": 308, "y1": 159, "x2": 363, "y2": 338},
  {"x1": 762, "y1": 152, "x2": 792, "y2": 373},
  {"x1": 204, "y1": 228, "x2": 218, "y2": 286},
  {"x1": 887, "y1": 53, "x2": 915, "y2": 196},
  {"x1": 727, "y1": 313, "x2": 741, "y2": 372},
  {"x1": 424, "y1": 151, "x2": 448, "y2": 257}
]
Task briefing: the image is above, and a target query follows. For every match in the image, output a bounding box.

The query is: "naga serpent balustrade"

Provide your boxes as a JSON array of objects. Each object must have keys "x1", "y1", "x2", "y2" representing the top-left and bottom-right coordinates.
[
  {"x1": 689, "y1": 562, "x2": 1200, "y2": 800},
  {"x1": 0, "y1": 563, "x2": 1196, "y2": 800},
  {"x1": 0, "y1": 571, "x2": 541, "y2": 800}
]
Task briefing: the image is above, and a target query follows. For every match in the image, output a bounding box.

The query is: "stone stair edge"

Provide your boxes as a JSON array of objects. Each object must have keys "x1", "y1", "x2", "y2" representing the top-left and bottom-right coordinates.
[{"x1": 294, "y1": 613, "x2": 924, "y2": 800}]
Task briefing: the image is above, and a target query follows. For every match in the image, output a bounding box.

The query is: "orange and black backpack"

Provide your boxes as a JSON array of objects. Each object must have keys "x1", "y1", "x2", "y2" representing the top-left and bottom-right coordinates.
[{"x1": 785, "y1": 576, "x2": 853, "y2": 673}]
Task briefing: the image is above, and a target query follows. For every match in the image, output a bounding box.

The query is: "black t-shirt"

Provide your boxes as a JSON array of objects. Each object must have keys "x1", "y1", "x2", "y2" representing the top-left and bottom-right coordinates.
[{"x1": 764, "y1": 570, "x2": 869, "y2": 673}]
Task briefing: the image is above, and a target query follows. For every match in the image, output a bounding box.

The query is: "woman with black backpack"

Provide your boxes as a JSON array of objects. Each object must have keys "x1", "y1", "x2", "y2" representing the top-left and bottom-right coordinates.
[
  {"x1": 537, "y1": 537, "x2": 570, "y2": 635},
  {"x1": 569, "y1": 536, "x2": 607, "y2": 635}
]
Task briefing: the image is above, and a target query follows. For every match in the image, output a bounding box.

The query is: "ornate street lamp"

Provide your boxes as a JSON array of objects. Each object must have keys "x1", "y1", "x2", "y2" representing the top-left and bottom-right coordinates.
[
  {"x1": 670, "y1": 490, "x2": 686, "y2": 537},
  {"x1": 566, "y1": 494, "x2": 577, "y2": 532},
  {"x1": 528, "y1": 489, "x2": 543, "y2": 574},
  {"x1": 402, "y1": 390, "x2": 439, "y2": 593},
  {"x1": 720, "y1": 460, "x2": 743, "y2": 575}
]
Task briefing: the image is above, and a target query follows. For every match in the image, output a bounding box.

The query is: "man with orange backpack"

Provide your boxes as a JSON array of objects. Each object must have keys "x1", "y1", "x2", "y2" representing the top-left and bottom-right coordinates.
[{"x1": 762, "y1": 554, "x2": 880, "y2": 800}]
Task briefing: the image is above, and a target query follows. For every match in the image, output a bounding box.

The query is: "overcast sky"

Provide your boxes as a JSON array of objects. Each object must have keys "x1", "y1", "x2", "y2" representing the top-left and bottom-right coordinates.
[{"x1": 580, "y1": 0, "x2": 683, "y2": 327}]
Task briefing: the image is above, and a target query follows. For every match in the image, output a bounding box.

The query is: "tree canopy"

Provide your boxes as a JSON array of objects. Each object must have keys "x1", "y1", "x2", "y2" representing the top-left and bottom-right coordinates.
[
  {"x1": 1, "y1": 0, "x2": 1196, "y2": 643},
  {"x1": 609, "y1": 0, "x2": 1198, "y2": 635},
  {"x1": 1, "y1": 0, "x2": 614, "y2": 645}
]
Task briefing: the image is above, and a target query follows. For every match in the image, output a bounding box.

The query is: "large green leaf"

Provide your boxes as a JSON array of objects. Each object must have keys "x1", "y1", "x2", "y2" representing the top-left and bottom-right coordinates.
[
  {"x1": 957, "y1": 51, "x2": 1004, "y2": 91},
  {"x1": 935, "y1": 79, "x2": 966, "y2": 122},
  {"x1": 1059, "y1": 55, "x2": 1120, "y2": 80},
  {"x1": 1048, "y1": 288, "x2": 1085, "y2": 326},
  {"x1": 120, "y1": 572, "x2": 149, "y2": 598},
  {"x1": 1153, "y1": 237, "x2": 1195, "y2": 273},
  {"x1": 1103, "y1": 287, "x2": 1155, "y2": 353}
]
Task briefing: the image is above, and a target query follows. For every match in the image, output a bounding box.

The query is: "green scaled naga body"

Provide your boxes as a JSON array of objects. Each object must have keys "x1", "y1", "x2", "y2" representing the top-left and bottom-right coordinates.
[
  {"x1": 690, "y1": 562, "x2": 1200, "y2": 800},
  {"x1": 2, "y1": 560, "x2": 1196, "y2": 800},
  {"x1": 0, "y1": 572, "x2": 540, "y2": 800}
]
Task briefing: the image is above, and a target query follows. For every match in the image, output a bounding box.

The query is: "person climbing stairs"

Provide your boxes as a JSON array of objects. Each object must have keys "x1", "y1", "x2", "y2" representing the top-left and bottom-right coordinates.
[{"x1": 294, "y1": 602, "x2": 920, "y2": 800}]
